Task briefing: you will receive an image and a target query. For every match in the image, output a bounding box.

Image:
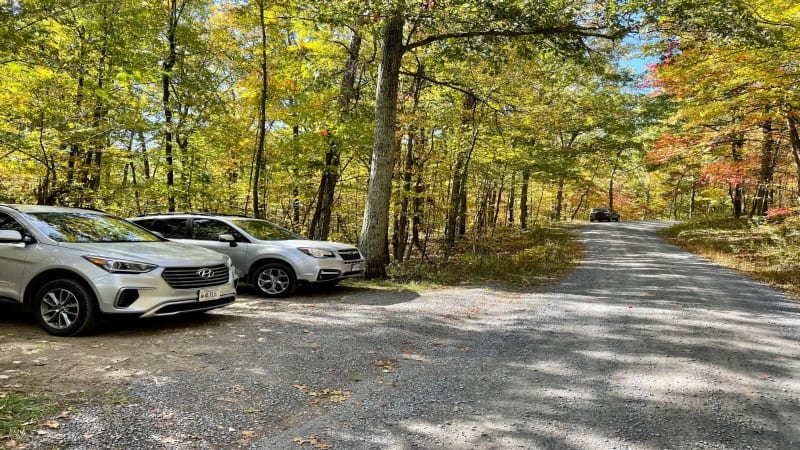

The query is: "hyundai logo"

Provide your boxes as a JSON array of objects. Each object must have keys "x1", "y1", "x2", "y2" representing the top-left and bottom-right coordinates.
[{"x1": 196, "y1": 268, "x2": 215, "y2": 278}]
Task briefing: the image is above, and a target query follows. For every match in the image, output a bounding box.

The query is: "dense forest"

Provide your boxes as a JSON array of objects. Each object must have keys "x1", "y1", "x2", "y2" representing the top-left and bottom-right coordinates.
[{"x1": 1, "y1": 0, "x2": 798, "y2": 277}]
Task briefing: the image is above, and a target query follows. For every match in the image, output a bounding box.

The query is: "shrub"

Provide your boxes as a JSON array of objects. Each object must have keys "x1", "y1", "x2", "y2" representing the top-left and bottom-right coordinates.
[{"x1": 766, "y1": 207, "x2": 794, "y2": 223}]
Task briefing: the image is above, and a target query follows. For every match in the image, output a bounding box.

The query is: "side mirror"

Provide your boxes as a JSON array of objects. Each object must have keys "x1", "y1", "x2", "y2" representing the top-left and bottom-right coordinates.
[
  {"x1": 218, "y1": 234, "x2": 237, "y2": 247},
  {"x1": 0, "y1": 230, "x2": 24, "y2": 243}
]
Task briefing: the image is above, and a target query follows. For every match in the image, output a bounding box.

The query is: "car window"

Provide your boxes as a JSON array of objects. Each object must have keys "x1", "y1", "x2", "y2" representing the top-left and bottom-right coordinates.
[
  {"x1": 0, "y1": 212, "x2": 26, "y2": 234},
  {"x1": 191, "y1": 219, "x2": 246, "y2": 242},
  {"x1": 141, "y1": 218, "x2": 189, "y2": 239},
  {"x1": 229, "y1": 219, "x2": 300, "y2": 241},
  {"x1": 26, "y1": 212, "x2": 161, "y2": 243}
]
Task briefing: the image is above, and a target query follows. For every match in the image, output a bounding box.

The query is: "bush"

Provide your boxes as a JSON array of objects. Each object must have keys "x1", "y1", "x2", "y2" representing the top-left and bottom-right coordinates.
[{"x1": 766, "y1": 207, "x2": 794, "y2": 223}]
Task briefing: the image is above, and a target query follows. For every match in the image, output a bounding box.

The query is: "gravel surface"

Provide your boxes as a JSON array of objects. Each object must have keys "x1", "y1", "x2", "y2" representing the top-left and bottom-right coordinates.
[{"x1": 4, "y1": 221, "x2": 800, "y2": 449}]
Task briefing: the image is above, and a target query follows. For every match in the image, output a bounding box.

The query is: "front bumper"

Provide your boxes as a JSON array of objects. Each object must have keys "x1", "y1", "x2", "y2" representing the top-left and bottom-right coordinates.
[{"x1": 91, "y1": 265, "x2": 237, "y2": 316}]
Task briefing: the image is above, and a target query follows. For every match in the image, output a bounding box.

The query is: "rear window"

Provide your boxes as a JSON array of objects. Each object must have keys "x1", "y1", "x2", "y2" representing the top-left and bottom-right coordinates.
[{"x1": 229, "y1": 219, "x2": 300, "y2": 241}]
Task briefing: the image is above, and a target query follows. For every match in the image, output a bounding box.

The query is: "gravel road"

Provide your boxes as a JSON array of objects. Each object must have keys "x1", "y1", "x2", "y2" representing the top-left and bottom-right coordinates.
[{"x1": 6, "y1": 221, "x2": 800, "y2": 449}]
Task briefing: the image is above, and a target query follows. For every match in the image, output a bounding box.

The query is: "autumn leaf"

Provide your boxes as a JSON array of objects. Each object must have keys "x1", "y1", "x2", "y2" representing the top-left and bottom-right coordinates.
[
  {"x1": 308, "y1": 389, "x2": 351, "y2": 403},
  {"x1": 293, "y1": 435, "x2": 332, "y2": 449},
  {"x1": 373, "y1": 359, "x2": 398, "y2": 372}
]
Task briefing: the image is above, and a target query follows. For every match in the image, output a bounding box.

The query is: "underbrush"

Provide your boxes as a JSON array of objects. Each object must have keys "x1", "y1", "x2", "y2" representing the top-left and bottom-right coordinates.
[
  {"x1": 659, "y1": 214, "x2": 800, "y2": 299},
  {"x1": 383, "y1": 225, "x2": 583, "y2": 289}
]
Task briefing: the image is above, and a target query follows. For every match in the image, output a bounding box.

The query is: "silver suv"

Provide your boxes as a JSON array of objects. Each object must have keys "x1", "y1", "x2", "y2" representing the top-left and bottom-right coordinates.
[
  {"x1": 128, "y1": 213, "x2": 364, "y2": 298},
  {"x1": 0, "y1": 205, "x2": 237, "y2": 336}
]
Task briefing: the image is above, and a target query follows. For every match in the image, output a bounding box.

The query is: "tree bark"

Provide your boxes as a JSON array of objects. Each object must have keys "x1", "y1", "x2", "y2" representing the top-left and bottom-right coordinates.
[
  {"x1": 507, "y1": 173, "x2": 515, "y2": 225},
  {"x1": 359, "y1": 12, "x2": 405, "y2": 279},
  {"x1": 520, "y1": 169, "x2": 530, "y2": 230},
  {"x1": 751, "y1": 118, "x2": 778, "y2": 217},
  {"x1": 786, "y1": 113, "x2": 800, "y2": 199},
  {"x1": 553, "y1": 178, "x2": 564, "y2": 221},
  {"x1": 251, "y1": 0, "x2": 269, "y2": 219},
  {"x1": 162, "y1": 0, "x2": 182, "y2": 212}
]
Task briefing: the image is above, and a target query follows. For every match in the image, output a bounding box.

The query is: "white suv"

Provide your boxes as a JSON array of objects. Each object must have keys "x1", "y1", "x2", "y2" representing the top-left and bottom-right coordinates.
[
  {"x1": 0, "y1": 205, "x2": 237, "y2": 336},
  {"x1": 128, "y1": 213, "x2": 364, "y2": 298}
]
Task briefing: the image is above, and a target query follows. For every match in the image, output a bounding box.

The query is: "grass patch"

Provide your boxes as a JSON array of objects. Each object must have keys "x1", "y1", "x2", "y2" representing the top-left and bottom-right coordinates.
[
  {"x1": 376, "y1": 225, "x2": 582, "y2": 290},
  {"x1": 0, "y1": 391, "x2": 57, "y2": 443},
  {"x1": 659, "y1": 214, "x2": 800, "y2": 299}
]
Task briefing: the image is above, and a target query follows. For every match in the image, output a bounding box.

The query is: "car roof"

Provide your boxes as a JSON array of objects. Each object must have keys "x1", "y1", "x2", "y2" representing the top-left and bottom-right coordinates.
[
  {"x1": 130, "y1": 213, "x2": 262, "y2": 221},
  {"x1": 1, "y1": 204, "x2": 108, "y2": 214}
]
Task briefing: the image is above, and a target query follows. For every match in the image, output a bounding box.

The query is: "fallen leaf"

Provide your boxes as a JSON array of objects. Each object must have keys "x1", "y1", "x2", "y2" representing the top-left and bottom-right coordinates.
[
  {"x1": 293, "y1": 384, "x2": 308, "y2": 391},
  {"x1": 308, "y1": 389, "x2": 351, "y2": 403},
  {"x1": 43, "y1": 419, "x2": 59, "y2": 429},
  {"x1": 374, "y1": 359, "x2": 399, "y2": 372},
  {"x1": 293, "y1": 435, "x2": 332, "y2": 449},
  {"x1": 242, "y1": 430, "x2": 256, "y2": 438}
]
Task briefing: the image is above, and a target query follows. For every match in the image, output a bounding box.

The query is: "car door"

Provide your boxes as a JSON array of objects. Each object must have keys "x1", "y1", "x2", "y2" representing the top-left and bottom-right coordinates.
[
  {"x1": 0, "y1": 212, "x2": 31, "y2": 302},
  {"x1": 188, "y1": 218, "x2": 250, "y2": 278}
]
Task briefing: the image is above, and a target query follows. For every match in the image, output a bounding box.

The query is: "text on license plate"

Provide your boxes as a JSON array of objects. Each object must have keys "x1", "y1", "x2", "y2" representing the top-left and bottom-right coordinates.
[
  {"x1": 198, "y1": 288, "x2": 220, "y2": 302},
  {"x1": 351, "y1": 263, "x2": 362, "y2": 271}
]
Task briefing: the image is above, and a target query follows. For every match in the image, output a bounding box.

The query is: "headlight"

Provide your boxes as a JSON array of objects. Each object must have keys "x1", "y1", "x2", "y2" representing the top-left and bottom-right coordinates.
[
  {"x1": 298, "y1": 247, "x2": 335, "y2": 258},
  {"x1": 83, "y1": 256, "x2": 158, "y2": 273}
]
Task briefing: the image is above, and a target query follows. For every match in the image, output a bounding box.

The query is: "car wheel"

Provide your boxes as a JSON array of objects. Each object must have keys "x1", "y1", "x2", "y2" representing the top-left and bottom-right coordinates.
[
  {"x1": 34, "y1": 279, "x2": 97, "y2": 336},
  {"x1": 252, "y1": 262, "x2": 297, "y2": 298}
]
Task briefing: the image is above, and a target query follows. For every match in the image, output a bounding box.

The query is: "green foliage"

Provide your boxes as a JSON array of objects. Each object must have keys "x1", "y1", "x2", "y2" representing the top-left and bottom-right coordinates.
[{"x1": 0, "y1": 391, "x2": 57, "y2": 442}]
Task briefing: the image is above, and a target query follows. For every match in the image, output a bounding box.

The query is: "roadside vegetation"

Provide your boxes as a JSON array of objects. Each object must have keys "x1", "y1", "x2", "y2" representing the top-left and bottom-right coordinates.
[
  {"x1": 383, "y1": 225, "x2": 583, "y2": 289},
  {"x1": 0, "y1": 392, "x2": 58, "y2": 446},
  {"x1": 659, "y1": 212, "x2": 800, "y2": 300}
]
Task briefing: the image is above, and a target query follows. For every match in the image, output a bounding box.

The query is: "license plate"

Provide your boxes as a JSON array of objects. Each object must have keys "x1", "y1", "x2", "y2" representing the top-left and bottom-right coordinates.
[
  {"x1": 198, "y1": 288, "x2": 220, "y2": 302},
  {"x1": 351, "y1": 263, "x2": 362, "y2": 271}
]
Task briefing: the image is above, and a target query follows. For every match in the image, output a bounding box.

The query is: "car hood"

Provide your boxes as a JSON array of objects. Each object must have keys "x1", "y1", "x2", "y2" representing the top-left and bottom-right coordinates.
[{"x1": 58, "y1": 241, "x2": 229, "y2": 267}]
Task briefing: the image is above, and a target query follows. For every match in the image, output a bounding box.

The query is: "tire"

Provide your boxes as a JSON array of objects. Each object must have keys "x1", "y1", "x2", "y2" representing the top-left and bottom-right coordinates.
[
  {"x1": 34, "y1": 278, "x2": 97, "y2": 336},
  {"x1": 252, "y1": 262, "x2": 297, "y2": 298}
]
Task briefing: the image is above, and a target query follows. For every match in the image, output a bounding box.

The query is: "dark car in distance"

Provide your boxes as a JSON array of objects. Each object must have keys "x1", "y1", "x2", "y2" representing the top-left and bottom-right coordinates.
[{"x1": 589, "y1": 207, "x2": 620, "y2": 222}]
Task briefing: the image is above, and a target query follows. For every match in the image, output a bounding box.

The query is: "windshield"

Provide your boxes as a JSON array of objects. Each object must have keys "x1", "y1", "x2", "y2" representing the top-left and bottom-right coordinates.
[
  {"x1": 230, "y1": 219, "x2": 301, "y2": 241},
  {"x1": 27, "y1": 212, "x2": 162, "y2": 243}
]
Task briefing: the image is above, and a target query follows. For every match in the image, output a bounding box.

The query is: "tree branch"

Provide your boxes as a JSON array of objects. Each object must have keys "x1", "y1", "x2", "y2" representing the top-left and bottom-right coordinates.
[{"x1": 406, "y1": 25, "x2": 621, "y2": 51}]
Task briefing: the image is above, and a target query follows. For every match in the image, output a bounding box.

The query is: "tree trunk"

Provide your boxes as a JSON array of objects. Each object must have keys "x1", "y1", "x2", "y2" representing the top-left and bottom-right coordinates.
[
  {"x1": 410, "y1": 133, "x2": 428, "y2": 255},
  {"x1": 162, "y1": 0, "x2": 182, "y2": 212},
  {"x1": 786, "y1": 113, "x2": 800, "y2": 200},
  {"x1": 359, "y1": 12, "x2": 405, "y2": 279},
  {"x1": 507, "y1": 173, "x2": 515, "y2": 225},
  {"x1": 252, "y1": 0, "x2": 269, "y2": 219},
  {"x1": 751, "y1": 118, "x2": 778, "y2": 217},
  {"x1": 553, "y1": 178, "x2": 564, "y2": 221},
  {"x1": 445, "y1": 152, "x2": 466, "y2": 246},
  {"x1": 520, "y1": 169, "x2": 530, "y2": 230}
]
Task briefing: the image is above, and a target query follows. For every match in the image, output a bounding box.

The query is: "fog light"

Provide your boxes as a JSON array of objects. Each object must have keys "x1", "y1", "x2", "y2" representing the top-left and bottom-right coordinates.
[{"x1": 117, "y1": 289, "x2": 140, "y2": 308}]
